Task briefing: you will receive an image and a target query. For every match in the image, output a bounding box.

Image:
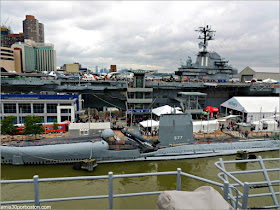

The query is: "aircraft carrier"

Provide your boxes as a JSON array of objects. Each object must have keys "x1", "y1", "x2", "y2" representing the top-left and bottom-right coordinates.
[
  {"x1": 1, "y1": 26, "x2": 279, "y2": 111},
  {"x1": 2, "y1": 72, "x2": 278, "y2": 112}
]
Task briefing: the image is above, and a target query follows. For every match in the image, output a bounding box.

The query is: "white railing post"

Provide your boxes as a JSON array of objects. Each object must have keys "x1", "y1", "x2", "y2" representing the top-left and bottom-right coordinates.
[
  {"x1": 176, "y1": 168, "x2": 182, "y2": 191},
  {"x1": 223, "y1": 181, "x2": 229, "y2": 201},
  {"x1": 258, "y1": 156, "x2": 279, "y2": 207},
  {"x1": 33, "y1": 175, "x2": 40, "y2": 208},
  {"x1": 242, "y1": 182, "x2": 250, "y2": 209},
  {"x1": 108, "y1": 172, "x2": 113, "y2": 210}
]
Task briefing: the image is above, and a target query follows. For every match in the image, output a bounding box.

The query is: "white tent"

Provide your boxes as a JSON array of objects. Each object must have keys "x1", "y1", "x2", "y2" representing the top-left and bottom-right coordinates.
[
  {"x1": 218, "y1": 115, "x2": 242, "y2": 122},
  {"x1": 252, "y1": 119, "x2": 279, "y2": 131},
  {"x1": 252, "y1": 121, "x2": 263, "y2": 131},
  {"x1": 263, "y1": 120, "x2": 278, "y2": 131},
  {"x1": 262, "y1": 78, "x2": 278, "y2": 84},
  {"x1": 152, "y1": 105, "x2": 183, "y2": 117},
  {"x1": 193, "y1": 120, "x2": 219, "y2": 133},
  {"x1": 221, "y1": 97, "x2": 279, "y2": 123},
  {"x1": 139, "y1": 120, "x2": 159, "y2": 128}
]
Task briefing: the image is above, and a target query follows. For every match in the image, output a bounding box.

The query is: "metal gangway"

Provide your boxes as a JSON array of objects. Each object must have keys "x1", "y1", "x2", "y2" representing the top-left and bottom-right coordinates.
[
  {"x1": 215, "y1": 156, "x2": 280, "y2": 209},
  {"x1": 1, "y1": 157, "x2": 279, "y2": 209}
]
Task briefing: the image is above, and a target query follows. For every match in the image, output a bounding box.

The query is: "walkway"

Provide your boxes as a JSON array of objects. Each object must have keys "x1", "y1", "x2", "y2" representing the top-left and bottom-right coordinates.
[{"x1": 223, "y1": 130, "x2": 246, "y2": 139}]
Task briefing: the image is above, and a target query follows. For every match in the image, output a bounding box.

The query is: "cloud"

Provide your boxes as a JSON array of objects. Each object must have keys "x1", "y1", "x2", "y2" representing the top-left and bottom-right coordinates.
[{"x1": 1, "y1": 1, "x2": 279, "y2": 72}]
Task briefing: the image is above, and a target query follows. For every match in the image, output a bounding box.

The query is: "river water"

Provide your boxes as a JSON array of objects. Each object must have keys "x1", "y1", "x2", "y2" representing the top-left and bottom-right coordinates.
[{"x1": 1, "y1": 151, "x2": 279, "y2": 209}]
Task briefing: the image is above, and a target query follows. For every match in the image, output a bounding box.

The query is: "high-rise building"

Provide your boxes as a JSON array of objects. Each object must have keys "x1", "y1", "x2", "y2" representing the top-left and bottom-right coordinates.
[
  {"x1": 0, "y1": 47, "x2": 15, "y2": 72},
  {"x1": 0, "y1": 46, "x2": 23, "y2": 73},
  {"x1": 95, "y1": 66, "x2": 99, "y2": 73},
  {"x1": 1, "y1": 26, "x2": 24, "y2": 48},
  {"x1": 38, "y1": 23, "x2": 44, "y2": 43},
  {"x1": 13, "y1": 48, "x2": 23, "y2": 73},
  {"x1": 110, "y1": 65, "x2": 117, "y2": 72},
  {"x1": 12, "y1": 39, "x2": 56, "y2": 72},
  {"x1": 23, "y1": 15, "x2": 44, "y2": 43}
]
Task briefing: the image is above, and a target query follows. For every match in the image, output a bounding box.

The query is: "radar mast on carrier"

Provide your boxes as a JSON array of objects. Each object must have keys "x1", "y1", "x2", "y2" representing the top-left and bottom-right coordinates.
[{"x1": 195, "y1": 25, "x2": 216, "y2": 52}]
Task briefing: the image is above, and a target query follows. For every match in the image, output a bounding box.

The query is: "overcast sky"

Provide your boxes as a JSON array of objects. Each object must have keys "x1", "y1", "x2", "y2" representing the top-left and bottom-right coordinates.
[{"x1": 1, "y1": 1, "x2": 279, "y2": 72}]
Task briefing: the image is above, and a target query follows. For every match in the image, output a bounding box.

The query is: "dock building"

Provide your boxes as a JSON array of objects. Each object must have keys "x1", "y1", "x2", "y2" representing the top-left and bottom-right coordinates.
[
  {"x1": 0, "y1": 93, "x2": 82, "y2": 124},
  {"x1": 239, "y1": 66, "x2": 280, "y2": 82}
]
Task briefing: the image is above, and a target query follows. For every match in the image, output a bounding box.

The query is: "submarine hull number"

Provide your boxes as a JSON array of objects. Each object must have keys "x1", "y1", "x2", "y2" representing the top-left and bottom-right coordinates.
[{"x1": 174, "y1": 136, "x2": 183, "y2": 140}]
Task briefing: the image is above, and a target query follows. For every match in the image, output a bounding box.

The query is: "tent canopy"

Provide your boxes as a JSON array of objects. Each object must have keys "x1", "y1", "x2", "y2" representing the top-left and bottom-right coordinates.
[
  {"x1": 263, "y1": 78, "x2": 278, "y2": 84},
  {"x1": 193, "y1": 120, "x2": 219, "y2": 126},
  {"x1": 152, "y1": 105, "x2": 183, "y2": 117},
  {"x1": 221, "y1": 97, "x2": 279, "y2": 113},
  {"x1": 205, "y1": 106, "x2": 219, "y2": 113},
  {"x1": 139, "y1": 120, "x2": 159, "y2": 128}
]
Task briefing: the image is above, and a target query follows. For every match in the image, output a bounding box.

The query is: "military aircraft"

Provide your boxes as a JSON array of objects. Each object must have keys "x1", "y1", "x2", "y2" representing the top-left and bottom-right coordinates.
[{"x1": 56, "y1": 72, "x2": 80, "y2": 80}]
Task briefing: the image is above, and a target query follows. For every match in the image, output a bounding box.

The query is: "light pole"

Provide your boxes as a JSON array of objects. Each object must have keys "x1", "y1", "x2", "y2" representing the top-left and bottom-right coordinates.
[
  {"x1": 130, "y1": 108, "x2": 132, "y2": 129},
  {"x1": 88, "y1": 107, "x2": 90, "y2": 136},
  {"x1": 274, "y1": 107, "x2": 276, "y2": 132},
  {"x1": 44, "y1": 107, "x2": 46, "y2": 138},
  {"x1": 20, "y1": 107, "x2": 23, "y2": 141},
  {"x1": 259, "y1": 107, "x2": 262, "y2": 132},
  {"x1": 109, "y1": 108, "x2": 111, "y2": 126}
]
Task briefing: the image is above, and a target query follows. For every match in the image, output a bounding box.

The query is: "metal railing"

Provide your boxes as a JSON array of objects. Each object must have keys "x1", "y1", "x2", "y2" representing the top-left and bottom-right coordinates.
[
  {"x1": 215, "y1": 156, "x2": 280, "y2": 209},
  {"x1": 1, "y1": 168, "x2": 239, "y2": 209}
]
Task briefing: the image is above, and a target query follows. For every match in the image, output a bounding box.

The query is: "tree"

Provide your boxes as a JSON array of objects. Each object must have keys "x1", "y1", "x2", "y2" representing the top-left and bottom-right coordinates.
[
  {"x1": 24, "y1": 115, "x2": 44, "y2": 140},
  {"x1": 1, "y1": 116, "x2": 18, "y2": 138},
  {"x1": 53, "y1": 119, "x2": 58, "y2": 133}
]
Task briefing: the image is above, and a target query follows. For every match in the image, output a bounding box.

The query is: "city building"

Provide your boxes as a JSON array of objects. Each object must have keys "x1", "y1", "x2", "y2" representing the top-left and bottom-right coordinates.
[
  {"x1": 0, "y1": 47, "x2": 15, "y2": 72},
  {"x1": 13, "y1": 47, "x2": 23, "y2": 73},
  {"x1": 0, "y1": 93, "x2": 83, "y2": 124},
  {"x1": 11, "y1": 39, "x2": 56, "y2": 72},
  {"x1": 23, "y1": 15, "x2": 44, "y2": 43},
  {"x1": 62, "y1": 63, "x2": 80, "y2": 74},
  {"x1": 110, "y1": 65, "x2": 117, "y2": 72},
  {"x1": 95, "y1": 66, "x2": 99, "y2": 73},
  {"x1": 239, "y1": 66, "x2": 280, "y2": 82},
  {"x1": 1, "y1": 15, "x2": 44, "y2": 48},
  {"x1": 1, "y1": 28, "x2": 24, "y2": 48}
]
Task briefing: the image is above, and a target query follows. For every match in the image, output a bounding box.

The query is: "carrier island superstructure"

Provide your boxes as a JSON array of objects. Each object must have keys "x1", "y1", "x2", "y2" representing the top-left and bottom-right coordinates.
[{"x1": 175, "y1": 25, "x2": 238, "y2": 81}]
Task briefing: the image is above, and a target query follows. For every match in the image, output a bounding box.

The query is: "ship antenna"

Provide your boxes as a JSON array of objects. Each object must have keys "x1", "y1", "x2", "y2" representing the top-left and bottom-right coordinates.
[{"x1": 195, "y1": 25, "x2": 216, "y2": 52}]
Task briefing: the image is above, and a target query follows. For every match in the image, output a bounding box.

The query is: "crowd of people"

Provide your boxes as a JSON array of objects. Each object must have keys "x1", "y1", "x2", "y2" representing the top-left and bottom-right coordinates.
[{"x1": 141, "y1": 129, "x2": 158, "y2": 137}]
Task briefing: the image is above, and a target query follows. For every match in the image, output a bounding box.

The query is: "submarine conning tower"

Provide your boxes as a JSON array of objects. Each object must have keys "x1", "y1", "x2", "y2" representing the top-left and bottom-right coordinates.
[{"x1": 158, "y1": 113, "x2": 194, "y2": 146}]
